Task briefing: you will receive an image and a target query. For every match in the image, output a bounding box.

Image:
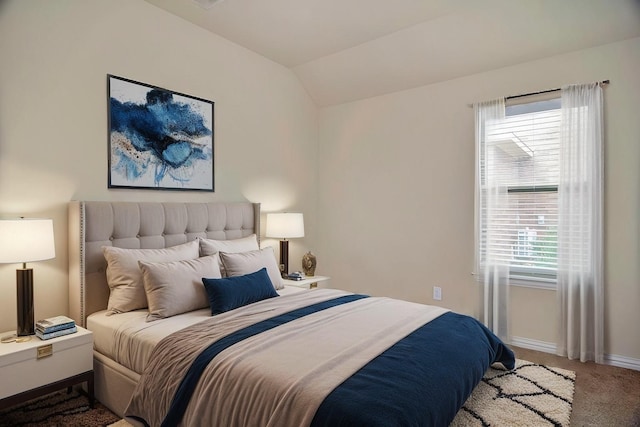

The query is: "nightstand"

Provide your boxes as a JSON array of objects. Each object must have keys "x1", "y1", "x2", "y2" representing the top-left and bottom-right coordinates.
[
  {"x1": 282, "y1": 275, "x2": 330, "y2": 289},
  {"x1": 0, "y1": 325, "x2": 94, "y2": 410}
]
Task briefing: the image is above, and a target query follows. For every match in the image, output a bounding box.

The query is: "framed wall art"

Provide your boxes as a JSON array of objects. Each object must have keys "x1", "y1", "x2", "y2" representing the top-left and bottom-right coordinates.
[{"x1": 107, "y1": 74, "x2": 214, "y2": 191}]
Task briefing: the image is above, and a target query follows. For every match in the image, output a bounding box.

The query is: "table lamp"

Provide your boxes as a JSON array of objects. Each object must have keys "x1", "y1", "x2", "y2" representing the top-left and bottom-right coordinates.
[
  {"x1": 265, "y1": 213, "x2": 304, "y2": 277},
  {"x1": 0, "y1": 218, "x2": 55, "y2": 342}
]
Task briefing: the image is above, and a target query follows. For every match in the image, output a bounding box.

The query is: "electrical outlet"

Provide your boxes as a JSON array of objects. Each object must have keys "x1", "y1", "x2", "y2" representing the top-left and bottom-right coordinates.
[{"x1": 433, "y1": 286, "x2": 442, "y2": 301}]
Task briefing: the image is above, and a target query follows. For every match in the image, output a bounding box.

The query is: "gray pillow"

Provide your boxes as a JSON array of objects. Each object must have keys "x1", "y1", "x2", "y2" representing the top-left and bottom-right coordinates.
[
  {"x1": 198, "y1": 234, "x2": 259, "y2": 256},
  {"x1": 139, "y1": 255, "x2": 221, "y2": 321},
  {"x1": 198, "y1": 234, "x2": 259, "y2": 276},
  {"x1": 219, "y1": 247, "x2": 284, "y2": 290},
  {"x1": 102, "y1": 240, "x2": 200, "y2": 314}
]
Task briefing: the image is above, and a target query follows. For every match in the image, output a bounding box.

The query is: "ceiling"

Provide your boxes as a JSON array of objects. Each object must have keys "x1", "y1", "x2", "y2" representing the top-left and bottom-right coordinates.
[{"x1": 144, "y1": 0, "x2": 640, "y2": 106}]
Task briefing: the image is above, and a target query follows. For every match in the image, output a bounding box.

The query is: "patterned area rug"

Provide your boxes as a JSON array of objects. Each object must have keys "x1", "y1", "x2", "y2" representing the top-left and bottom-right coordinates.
[
  {"x1": 451, "y1": 359, "x2": 576, "y2": 426},
  {"x1": 0, "y1": 389, "x2": 119, "y2": 427}
]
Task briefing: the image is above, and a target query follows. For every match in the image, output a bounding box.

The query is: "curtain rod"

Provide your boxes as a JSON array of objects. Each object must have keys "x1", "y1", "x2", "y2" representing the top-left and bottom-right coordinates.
[
  {"x1": 505, "y1": 79, "x2": 609, "y2": 101},
  {"x1": 467, "y1": 80, "x2": 609, "y2": 107}
]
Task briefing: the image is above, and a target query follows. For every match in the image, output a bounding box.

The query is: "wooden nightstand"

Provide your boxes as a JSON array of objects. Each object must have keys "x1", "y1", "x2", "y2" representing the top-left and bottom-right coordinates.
[
  {"x1": 282, "y1": 275, "x2": 330, "y2": 289},
  {"x1": 0, "y1": 325, "x2": 94, "y2": 410}
]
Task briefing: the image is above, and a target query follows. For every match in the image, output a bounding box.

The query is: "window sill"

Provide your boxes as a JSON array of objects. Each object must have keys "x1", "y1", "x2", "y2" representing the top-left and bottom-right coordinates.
[
  {"x1": 509, "y1": 277, "x2": 556, "y2": 290},
  {"x1": 473, "y1": 271, "x2": 557, "y2": 290}
]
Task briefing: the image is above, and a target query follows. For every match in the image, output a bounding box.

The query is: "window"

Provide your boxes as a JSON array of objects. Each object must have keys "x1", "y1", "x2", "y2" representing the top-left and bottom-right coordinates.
[
  {"x1": 476, "y1": 82, "x2": 603, "y2": 351},
  {"x1": 478, "y1": 97, "x2": 561, "y2": 284}
]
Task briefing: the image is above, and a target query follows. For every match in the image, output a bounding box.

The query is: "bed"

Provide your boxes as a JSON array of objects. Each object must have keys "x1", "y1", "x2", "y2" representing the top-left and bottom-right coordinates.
[{"x1": 68, "y1": 200, "x2": 514, "y2": 426}]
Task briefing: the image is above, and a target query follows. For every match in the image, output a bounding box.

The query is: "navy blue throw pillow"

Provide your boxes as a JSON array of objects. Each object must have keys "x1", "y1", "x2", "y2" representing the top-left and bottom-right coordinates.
[{"x1": 202, "y1": 267, "x2": 279, "y2": 315}]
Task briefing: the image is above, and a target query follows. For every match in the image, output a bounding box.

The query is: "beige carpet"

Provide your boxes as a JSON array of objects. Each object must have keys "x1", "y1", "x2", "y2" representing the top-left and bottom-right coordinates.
[
  {"x1": 512, "y1": 345, "x2": 640, "y2": 426},
  {"x1": 109, "y1": 359, "x2": 575, "y2": 427}
]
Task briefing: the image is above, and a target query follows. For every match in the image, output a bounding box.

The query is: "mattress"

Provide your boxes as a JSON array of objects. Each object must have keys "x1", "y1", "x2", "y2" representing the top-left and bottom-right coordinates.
[{"x1": 88, "y1": 285, "x2": 307, "y2": 374}]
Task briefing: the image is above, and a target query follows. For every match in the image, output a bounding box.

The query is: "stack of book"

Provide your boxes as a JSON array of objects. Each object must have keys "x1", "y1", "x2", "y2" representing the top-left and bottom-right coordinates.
[{"x1": 35, "y1": 315, "x2": 77, "y2": 340}]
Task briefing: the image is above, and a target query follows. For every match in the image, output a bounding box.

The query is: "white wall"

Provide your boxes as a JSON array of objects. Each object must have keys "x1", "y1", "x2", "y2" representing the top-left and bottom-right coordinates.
[
  {"x1": 2, "y1": 0, "x2": 637, "y2": 366},
  {"x1": 318, "y1": 37, "x2": 640, "y2": 362},
  {"x1": 0, "y1": 0, "x2": 318, "y2": 331}
]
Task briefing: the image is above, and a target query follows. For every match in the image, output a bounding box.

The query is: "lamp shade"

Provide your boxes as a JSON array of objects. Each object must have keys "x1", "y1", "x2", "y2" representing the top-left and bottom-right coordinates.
[
  {"x1": 265, "y1": 213, "x2": 304, "y2": 239},
  {"x1": 0, "y1": 218, "x2": 56, "y2": 264}
]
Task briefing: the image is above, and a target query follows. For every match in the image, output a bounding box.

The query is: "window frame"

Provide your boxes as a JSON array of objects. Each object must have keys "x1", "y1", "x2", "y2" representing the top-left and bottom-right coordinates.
[{"x1": 478, "y1": 93, "x2": 562, "y2": 289}]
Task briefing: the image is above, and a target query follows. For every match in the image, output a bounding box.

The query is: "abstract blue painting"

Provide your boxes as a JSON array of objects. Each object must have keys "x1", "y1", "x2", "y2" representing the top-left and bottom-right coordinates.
[{"x1": 108, "y1": 75, "x2": 214, "y2": 191}]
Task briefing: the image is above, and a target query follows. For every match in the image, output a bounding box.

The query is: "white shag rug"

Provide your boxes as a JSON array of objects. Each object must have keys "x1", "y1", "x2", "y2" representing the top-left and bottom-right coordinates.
[
  {"x1": 451, "y1": 358, "x2": 576, "y2": 426},
  {"x1": 110, "y1": 359, "x2": 575, "y2": 427},
  {"x1": 108, "y1": 421, "x2": 132, "y2": 427}
]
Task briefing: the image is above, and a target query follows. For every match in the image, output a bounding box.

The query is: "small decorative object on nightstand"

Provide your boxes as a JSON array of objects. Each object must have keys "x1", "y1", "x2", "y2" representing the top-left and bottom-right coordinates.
[
  {"x1": 302, "y1": 251, "x2": 316, "y2": 276},
  {"x1": 35, "y1": 315, "x2": 77, "y2": 340}
]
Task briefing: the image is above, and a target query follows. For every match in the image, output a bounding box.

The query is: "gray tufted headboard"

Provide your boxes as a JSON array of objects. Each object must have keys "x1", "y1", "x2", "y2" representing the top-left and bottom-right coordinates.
[{"x1": 68, "y1": 201, "x2": 260, "y2": 327}]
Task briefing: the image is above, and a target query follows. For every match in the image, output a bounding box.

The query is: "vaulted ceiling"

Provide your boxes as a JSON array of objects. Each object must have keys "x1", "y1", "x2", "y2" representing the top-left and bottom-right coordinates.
[{"x1": 144, "y1": 0, "x2": 640, "y2": 106}]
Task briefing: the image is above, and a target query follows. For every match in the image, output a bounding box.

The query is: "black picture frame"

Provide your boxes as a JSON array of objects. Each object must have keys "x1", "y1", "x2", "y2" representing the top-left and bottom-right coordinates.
[{"x1": 107, "y1": 74, "x2": 214, "y2": 191}]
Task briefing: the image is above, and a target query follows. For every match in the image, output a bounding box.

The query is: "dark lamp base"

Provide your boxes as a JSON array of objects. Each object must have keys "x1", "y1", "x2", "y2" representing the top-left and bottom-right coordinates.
[
  {"x1": 16, "y1": 268, "x2": 35, "y2": 336},
  {"x1": 279, "y1": 240, "x2": 289, "y2": 278}
]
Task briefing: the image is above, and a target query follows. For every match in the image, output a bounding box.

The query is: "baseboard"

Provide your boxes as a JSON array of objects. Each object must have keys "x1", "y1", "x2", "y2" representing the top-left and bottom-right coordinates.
[
  {"x1": 510, "y1": 336, "x2": 640, "y2": 371},
  {"x1": 510, "y1": 336, "x2": 557, "y2": 354},
  {"x1": 603, "y1": 353, "x2": 640, "y2": 371}
]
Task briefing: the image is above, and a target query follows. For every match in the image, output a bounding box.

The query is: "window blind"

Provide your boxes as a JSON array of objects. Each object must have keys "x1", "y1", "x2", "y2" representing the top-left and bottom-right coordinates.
[{"x1": 479, "y1": 100, "x2": 561, "y2": 280}]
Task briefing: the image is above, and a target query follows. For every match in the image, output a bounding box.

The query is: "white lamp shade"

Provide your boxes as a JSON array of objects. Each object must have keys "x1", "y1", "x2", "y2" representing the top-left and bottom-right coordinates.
[
  {"x1": 266, "y1": 213, "x2": 304, "y2": 239},
  {"x1": 0, "y1": 218, "x2": 56, "y2": 264}
]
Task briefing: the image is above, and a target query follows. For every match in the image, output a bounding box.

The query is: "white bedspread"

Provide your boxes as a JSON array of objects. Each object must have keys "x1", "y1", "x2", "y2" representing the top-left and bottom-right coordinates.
[{"x1": 87, "y1": 285, "x2": 307, "y2": 374}]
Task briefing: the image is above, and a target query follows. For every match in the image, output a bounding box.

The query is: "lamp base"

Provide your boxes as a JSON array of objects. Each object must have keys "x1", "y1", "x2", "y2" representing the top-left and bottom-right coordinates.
[
  {"x1": 279, "y1": 240, "x2": 289, "y2": 278},
  {"x1": 17, "y1": 268, "x2": 35, "y2": 336}
]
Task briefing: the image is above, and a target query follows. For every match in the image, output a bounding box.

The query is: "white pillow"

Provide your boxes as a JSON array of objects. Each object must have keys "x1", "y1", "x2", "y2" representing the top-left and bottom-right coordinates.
[
  {"x1": 199, "y1": 234, "x2": 259, "y2": 275},
  {"x1": 219, "y1": 247, "x2": 284, "y2": 290},
  {"x1": 198, "y1": 234, "x2": 259, "y2": 256},
  {"x1": 139, "y1": 255, "x2": 221, "y2": 321},
  {"x1": 102, "y1": 240, "x2": 200, "y2": 314}
]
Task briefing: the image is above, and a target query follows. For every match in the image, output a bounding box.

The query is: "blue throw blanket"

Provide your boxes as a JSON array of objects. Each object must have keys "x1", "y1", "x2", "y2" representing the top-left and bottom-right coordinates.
[{"x1": 312, "y1": 311, "x2": 514, "y2": 426}]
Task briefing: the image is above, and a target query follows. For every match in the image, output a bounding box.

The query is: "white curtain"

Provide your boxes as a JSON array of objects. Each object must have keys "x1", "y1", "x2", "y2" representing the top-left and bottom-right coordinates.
[
  {"x1": 474, "y1": 98, "x2": 510, "y2": 342},
  {"x1": 556, "y1": 83, "x2": 604, "y2": 363}
]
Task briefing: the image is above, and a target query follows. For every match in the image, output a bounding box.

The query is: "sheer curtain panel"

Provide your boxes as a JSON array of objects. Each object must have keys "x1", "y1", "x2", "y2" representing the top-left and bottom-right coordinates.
[
  {"x1": 474, "y1": 98, "x2": 510, "y2": 342},
  {"x1": 556, "y1": 83, "x2": 604, "y2": 363}
]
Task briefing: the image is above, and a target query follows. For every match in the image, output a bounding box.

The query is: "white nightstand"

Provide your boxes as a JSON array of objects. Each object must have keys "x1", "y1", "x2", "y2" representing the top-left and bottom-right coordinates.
[
  {"x1": 0, "y1": 325, "x2": 94, "y2": 410},
  {"x1": 282, "y1": 275, "x2": 330, "y2": 289}
]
